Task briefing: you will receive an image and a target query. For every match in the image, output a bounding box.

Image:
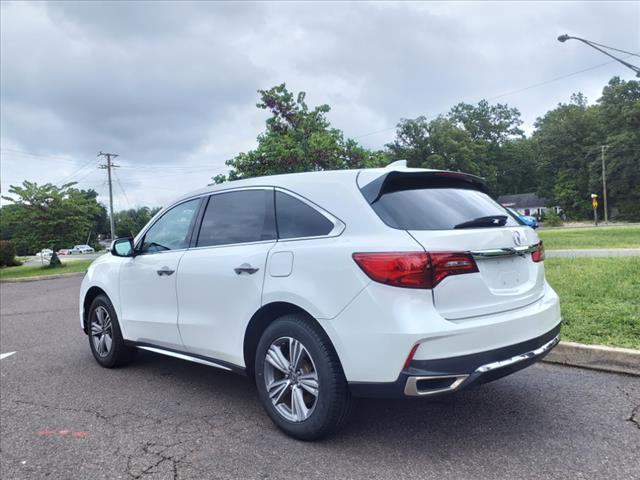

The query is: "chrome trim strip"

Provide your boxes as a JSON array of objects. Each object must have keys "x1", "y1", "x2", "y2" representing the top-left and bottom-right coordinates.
[
  {"x1": 470, "y1": 243, "x2": 540, "y2": 259},
  {"x1": 404, "y1": 334, "x2": 560, "y2": 397},
  {"x1": 134, "y1": 186, "x2": 346, "y2": 255},
  {"x1": 404, "y1": 374, "x2": 469, "y2": 396},
  {"x1": 474, "y1": 334, "x2": 560, "y2": 373},
  {"x1": 138, "y1": 346, "x2": 232, "y2": 371}
]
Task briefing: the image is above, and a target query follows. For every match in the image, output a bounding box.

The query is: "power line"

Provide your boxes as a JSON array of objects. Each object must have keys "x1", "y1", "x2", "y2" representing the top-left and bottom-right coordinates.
[
  {"x1": 587, "y1": 40, "x2": 640, "y2": 58},
  {"x1": 0, "y1": 148, "x2": 81, "y2": 164},
  {"x1": 54, "y1": 157, "x2": 101, "y2": 186},
  {"x1": 113, "y1": 169, "x2": 133, "y2": 210}
]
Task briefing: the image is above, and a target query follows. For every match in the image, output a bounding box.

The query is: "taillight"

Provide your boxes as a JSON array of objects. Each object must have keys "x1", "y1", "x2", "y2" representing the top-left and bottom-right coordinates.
[
  {"x1": 532, "y1": 241, "x2": 545, "y2": 262},
  {"x1": 429, "y1": 252, "x2": 479, "y2": 285},
  {"x1": 352, "y1": 252, "x2": 430, "y2": 288},
  {"x1": 352, "y1": 251, "x2": 478, "y2": 289}
]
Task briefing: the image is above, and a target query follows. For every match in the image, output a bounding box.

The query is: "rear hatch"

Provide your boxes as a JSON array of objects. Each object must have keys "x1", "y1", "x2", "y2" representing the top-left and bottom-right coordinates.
[{"x1": 359, "y1": 169, "x2": 545, "y2": 320}]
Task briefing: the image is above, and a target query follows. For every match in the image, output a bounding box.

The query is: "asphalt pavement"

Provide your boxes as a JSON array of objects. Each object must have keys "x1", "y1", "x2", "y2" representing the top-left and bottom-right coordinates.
[{"x1": 1, "y1": 277, "x2": 639, "y2": 480}]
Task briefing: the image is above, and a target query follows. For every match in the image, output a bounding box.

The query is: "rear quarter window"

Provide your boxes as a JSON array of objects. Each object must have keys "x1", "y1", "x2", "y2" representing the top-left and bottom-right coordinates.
[
  {"x1": 372, "y1": 188, "x2": 520, "y2": 230},
  {"x1": 275, "y1": 191, "x2": 334, "y2": 239}
]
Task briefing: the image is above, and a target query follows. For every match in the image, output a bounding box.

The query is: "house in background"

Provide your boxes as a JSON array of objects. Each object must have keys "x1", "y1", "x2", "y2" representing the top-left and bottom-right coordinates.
[{"x1": 497, "y1": 192, "x2": 561, "y2": 218}]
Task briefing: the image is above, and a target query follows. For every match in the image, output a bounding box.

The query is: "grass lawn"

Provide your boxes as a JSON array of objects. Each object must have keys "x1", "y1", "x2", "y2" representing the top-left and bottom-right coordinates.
[
  {"x1": 545, "y1": 257, "x2": 640, "y2": 349},
  {"x1": 0, "y1": 259, "x2": 94, "y2": 280},
  {"x1": 538, "y1": 225, "x2": 640, "y2": 250}
]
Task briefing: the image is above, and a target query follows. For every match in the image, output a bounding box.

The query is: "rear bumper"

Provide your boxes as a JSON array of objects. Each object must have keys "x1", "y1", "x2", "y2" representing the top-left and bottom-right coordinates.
[{"x1": 349, "y1": 323, "x2": 561, "y2": 398}]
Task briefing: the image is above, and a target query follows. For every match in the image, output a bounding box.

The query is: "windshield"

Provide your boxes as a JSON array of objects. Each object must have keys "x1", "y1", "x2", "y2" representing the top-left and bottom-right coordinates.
[{"x1": 371, "y1": 188, "x2": 521, "y2": 230}]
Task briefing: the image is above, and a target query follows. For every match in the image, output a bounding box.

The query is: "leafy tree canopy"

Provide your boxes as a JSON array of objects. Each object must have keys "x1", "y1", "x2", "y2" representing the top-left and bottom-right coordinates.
[
  {"x1": 114, "y1": 206, "x2": 162, "y2": 238},
  {"x1": 213, "y1": 84, "x2": 387, "y2": 183},
  {"x1": 0, "y1": 181, "x2": 106, "y2": 255}
]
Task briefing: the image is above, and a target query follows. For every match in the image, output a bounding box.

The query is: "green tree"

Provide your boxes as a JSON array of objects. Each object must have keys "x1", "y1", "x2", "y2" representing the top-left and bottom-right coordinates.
[
  {"x1": 114, "y1": 207, "x2": 162, "y2": 238},
  {"x1": 214, "y1": 84, "x2": 387, "y2": 182},
  {"x1": 448, "y1": 100, "x2": 525, "y2": 195},
  {"x1": 532, "y1": 93, "x2": 601, "y2": 218},
  {"x1": 533, "y1": 80, "x2": 639, "y2": 221},
  {"x1": 497, "y1": 137, "x2": 537, "y2": 196},
  {"x1": 0, "y1": 181, "x2": 104, "y2": 255},
  {"x1": 449, "y1": 99, "x2": 524, "y2": 145},
  {"x1": 593, "y1": 77, "x2": 640, "y2": 220},
  {"x1": 386, "y1": 100, "x2": 526, "y2": 195},
  {"x1": 386, "y1": 116, "x2": 488, "y2": 174}
]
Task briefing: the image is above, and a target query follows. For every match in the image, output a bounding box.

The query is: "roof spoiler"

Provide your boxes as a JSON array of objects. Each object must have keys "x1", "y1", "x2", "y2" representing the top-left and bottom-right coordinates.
[{"x1": 360, "y1": 170, "x2": 489, "y2": 204}]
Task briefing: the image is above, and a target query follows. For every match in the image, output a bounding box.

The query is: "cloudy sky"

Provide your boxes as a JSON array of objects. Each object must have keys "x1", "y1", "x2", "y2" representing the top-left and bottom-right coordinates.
[{"x1": 1, "y1": 1, "x2": 638, "y2": 208}]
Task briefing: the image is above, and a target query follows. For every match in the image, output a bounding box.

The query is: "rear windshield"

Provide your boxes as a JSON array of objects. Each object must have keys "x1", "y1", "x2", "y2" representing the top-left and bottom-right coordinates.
[{"x1": 371, "y1": 188, "x2": 521, "y2": 230}]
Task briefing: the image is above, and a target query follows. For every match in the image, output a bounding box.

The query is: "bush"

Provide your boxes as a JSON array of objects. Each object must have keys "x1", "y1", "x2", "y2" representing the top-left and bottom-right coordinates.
[
  {"x1": 0, "y1": 240, "x2": 21, "y2": 267},
  {"x1": 544, "y1": 211, "x2": 563, "y2": 227}
]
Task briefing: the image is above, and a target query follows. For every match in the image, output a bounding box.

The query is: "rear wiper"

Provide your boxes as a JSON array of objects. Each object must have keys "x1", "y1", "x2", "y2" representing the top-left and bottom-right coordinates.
[{"x1": 454, "y1": 215, "x2": 508, "y2": 229}]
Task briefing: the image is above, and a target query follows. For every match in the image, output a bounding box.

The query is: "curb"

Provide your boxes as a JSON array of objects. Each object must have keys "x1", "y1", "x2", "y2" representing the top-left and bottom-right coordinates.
[
  {"x1": 0, "y1": 272, "x2": 85, "y2": 284},
  {"x1": 543, "y1": 341, "x2": 640, "y2": 376}
]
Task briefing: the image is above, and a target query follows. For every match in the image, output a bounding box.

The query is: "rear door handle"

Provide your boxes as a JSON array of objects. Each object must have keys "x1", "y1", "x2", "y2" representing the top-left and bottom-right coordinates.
[
  {"x1": 156, "y1": 266, "x2": 175, "y2": 276},
  {"x1": 234, "y1": 263, "x2": 260, "y2": 275}
]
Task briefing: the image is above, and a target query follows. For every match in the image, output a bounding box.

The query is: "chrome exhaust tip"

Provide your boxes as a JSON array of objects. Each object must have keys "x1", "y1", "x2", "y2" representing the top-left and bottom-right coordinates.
[{"x1": 404, "y1": 375, "x2": 468, "y2": 396}]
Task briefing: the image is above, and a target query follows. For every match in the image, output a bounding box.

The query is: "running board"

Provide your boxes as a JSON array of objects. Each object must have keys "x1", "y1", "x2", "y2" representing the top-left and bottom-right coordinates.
[{"x1": 137, "y1": 346, "x2": 233, "y2": 372}]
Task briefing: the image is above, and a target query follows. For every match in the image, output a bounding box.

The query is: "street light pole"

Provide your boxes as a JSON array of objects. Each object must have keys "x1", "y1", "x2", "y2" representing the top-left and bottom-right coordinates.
[{"x1": 557, "y1": 34, "x2": 640, "y2": 77}]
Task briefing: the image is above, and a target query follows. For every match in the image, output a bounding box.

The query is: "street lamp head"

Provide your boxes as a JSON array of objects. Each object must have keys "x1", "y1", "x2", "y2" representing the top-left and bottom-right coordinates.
[{"x1": 557, "y1": 34, "x2": 570, "y2": 43}]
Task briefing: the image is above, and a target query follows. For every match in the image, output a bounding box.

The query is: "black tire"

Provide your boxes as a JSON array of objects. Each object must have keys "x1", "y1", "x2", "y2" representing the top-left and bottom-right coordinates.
[
  {"x1": 87, "y1": 294, "x2": 137, "y2": 368},
  {"x1": 254, "y1": 314, "x2": 352, "y2": 440}
]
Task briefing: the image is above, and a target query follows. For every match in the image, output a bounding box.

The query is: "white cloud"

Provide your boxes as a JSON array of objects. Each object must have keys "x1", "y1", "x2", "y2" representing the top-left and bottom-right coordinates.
[{"x1": 1, "y1": 0, "x2": 638, "y2": 207}]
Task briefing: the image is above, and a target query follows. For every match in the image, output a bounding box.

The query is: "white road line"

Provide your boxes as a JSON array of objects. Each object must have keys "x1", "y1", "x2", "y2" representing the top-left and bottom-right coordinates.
[{"x1": 0, "y1": 352, "x2": 16, "y2": 360}]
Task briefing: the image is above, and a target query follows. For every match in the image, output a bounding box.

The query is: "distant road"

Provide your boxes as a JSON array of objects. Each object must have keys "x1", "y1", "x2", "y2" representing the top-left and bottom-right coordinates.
[{"x1": 22, "y1": 252, "x2": 103, "y2": 267}]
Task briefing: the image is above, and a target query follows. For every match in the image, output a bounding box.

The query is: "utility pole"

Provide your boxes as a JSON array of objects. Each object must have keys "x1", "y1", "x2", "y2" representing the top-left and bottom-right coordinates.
[
  {"x1": 601, "y1": 145, "x2": 609, "y2": 224},
  {"x1": 97, "y1": 151, "x2": 119, "y2": 240}
]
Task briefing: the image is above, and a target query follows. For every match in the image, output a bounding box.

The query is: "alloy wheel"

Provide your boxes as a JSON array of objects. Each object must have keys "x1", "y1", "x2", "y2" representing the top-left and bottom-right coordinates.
[
  {"x1": 91, "y1": 305, "x2": 113, "y2": 357},
  {"x1": 263, "y1": 337, "x2": 319, "y2": 422}
]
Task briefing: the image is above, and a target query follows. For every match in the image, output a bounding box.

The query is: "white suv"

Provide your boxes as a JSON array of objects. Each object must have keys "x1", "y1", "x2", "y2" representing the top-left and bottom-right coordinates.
[{"x1": 80, "y1": 166, "x2": 561, "y2": 440}]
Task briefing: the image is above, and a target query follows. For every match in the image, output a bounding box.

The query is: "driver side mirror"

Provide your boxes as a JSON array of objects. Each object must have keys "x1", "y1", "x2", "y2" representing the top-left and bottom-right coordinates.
[{"x1": 111, "y1": 237, "x2": 135, "y2": 257}]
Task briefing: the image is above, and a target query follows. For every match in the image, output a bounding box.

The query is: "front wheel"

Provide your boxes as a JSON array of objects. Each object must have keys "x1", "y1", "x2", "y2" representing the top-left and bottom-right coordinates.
[
  {"x1": 88, "y1": 294, "x2": 136, "y2": 368},
  {"x1": 254, "y1": 314, "x2": 352, "y2": 440}
]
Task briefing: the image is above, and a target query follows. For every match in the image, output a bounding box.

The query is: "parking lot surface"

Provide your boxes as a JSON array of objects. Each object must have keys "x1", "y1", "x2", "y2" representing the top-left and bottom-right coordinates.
[{"x1": 1, "y1": 277, "x2": 639, "y2": 479}]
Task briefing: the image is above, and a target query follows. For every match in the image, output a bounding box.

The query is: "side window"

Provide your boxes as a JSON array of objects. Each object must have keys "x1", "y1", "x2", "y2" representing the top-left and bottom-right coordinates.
[
  {"x1": 197, "y1": 189, "x2": 276, "y2": 247},
  {"x1": 275, "y1": 191, "x2": 334, "y2": 239},
  {"x1": 139, "y1": 199, "x2": 200, "y2": 254}
]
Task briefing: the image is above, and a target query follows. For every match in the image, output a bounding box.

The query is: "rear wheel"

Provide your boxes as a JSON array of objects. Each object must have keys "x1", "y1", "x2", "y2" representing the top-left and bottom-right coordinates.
[
  {"x1": 254, "y1": 314, "x2": 352, "y2": 440},
  {"x1": 88, "y1": 294, "x2": 136, "y2": 368}
]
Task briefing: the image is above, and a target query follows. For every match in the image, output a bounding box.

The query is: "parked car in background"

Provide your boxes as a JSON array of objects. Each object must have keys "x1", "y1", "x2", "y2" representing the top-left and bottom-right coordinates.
[
  {"x1": 57, "y1": 249, "x2": 70, "y2": 256},
  {"x1": 80, "y1": 166, "x2": 560, "y2": 440},
  {"x1": 35, "y1": 248, "x2": 53, "y2": 258},
  {"x1": 507, "y1": 207, "x2": 539, "y2": 229},
  {"x1": 70, "y1": 245, "x2": 95, "y2": 254}
]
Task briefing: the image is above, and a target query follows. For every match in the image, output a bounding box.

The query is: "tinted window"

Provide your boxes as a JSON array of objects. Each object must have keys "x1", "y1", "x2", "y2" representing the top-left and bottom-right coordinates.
[
  {"x1": 197, "y1": 189, "x2": 276, "y2": 247},
  {"x1": 372, "y1": 188, "x2": 520, "y2": 230},
  {"x1": 140, "y1": 199, "x2": 200, "y2": 253},
  {"x1": 276, "y1": 191, "x2": 334, "y2": 239}
]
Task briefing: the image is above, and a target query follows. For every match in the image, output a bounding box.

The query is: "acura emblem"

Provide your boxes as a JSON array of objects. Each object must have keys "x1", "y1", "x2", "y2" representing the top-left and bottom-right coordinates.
[{"x1": 513, "y1": 231, "x2": 523, "y2": 246}]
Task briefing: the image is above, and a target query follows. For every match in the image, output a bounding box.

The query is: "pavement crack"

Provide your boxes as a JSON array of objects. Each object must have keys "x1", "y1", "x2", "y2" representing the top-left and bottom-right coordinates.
[
  {"x1": 125, "y1": 440, "x2": 195, "y2": 479},
  {"x1": 629, "y1": 404, "x2": 640, "y2": 430}
]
